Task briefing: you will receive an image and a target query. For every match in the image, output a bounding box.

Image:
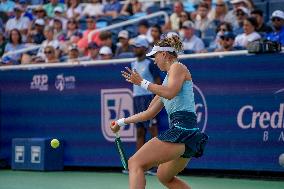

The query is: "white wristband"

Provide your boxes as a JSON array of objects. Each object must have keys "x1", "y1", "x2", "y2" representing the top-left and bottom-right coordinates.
[
  {"x1": 117, "y1": 118, "x2": 127, "y2": 127},
  {"x1": 141, "y1": 79, "x2": 151, "y2": 90}
]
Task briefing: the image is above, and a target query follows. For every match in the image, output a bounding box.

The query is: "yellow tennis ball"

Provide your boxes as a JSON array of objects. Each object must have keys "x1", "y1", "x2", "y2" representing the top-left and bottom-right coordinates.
[{"x1": 50, "y1": 139, "x2": 60, "y2": 149}]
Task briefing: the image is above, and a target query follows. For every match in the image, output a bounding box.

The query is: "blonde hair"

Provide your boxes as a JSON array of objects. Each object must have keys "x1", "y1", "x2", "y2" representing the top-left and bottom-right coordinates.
[{"x1": 156, "y1": 35, "x2": 183, "y2": 57}]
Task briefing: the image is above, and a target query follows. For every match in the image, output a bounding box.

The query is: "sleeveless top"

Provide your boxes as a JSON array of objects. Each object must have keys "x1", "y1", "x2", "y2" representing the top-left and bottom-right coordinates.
[{"x1": 160, "y1": 72, "x2": 196, "y2": 116}]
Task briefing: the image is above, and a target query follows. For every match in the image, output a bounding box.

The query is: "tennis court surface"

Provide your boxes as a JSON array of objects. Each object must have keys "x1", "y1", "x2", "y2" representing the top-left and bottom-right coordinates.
[{"x1": 1, "y1": 170, "x2": 283, "y2": 189}]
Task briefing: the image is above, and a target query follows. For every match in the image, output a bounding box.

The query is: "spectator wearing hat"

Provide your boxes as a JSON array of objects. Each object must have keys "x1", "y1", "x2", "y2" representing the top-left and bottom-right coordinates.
[
  {"x1": 180, "y1": 21, "x2": 205, "y2": 53},
  {"x1": 82, "y1": 0, "x2": 103, "y2": 17},
  {"x1": 115, "y1": 30, "x2": 133, "y2": 57},
  {"x1": 5, "y1": 5, "x2": 30, "y2": 41},
  {"x1": 103, "y1": 0, "x2": 122, "y2": 18},
  {"x1": 215, "y1": 32, "x2": 237, "y2": 52},
  {"x1": 266, "y1": 10, "x2": 284, "y2": 45},
  {"x1": 67, "y1": 44, "x2": 80, "y2": 62},
  {"x1": 99, "y1": 46, "x2": 113, "y2": 60},
  {"x1": 66, "y1": 0, "x2": 83, "y2": 19},
  {"x1": 50, "y1": 7, "x2": 68, "y2": 30},
  {"x1": 130, "y1": 36, "x2": 161, "y2": 175},
  {"x1": 233, "y1": 6, "x2": 250, "y2": 35},
  {"x1": 224, "y1": 0, "x2": 250, "y2": 29},
  {"x1": 27, "y1": 18, "x2": 46, "y2": 44},
  {"x1": 86, "y1": 42, "x2": 100, "y2": 60},
  {"x1": 208, "y1": 21, "x2": 233, "y2": 50},
  {"x1": 33, "y1": 6, "x2": 47, "y2": 20},
  {"x1": 43, "y1": 0, "x2": 65, "y2": 18},
  {"x1": 234, "y1": 17, "x2": 261, "y2": 48},
  {"x1": 77, "y1": 16, "x2": 101, "y2": 55},
  {"x1": 251, "y1": 9, "x2": 273, "y2": 36}
]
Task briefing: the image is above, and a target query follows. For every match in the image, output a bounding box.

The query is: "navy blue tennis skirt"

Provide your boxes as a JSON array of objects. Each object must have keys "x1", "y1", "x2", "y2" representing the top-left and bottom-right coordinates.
[{"x1": 157, "y1": 111, "x2": 208, "y2": 158}]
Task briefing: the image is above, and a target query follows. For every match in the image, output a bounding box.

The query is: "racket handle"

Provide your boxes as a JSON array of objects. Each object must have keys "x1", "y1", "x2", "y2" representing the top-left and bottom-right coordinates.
[{"x1": 115, "y1": 132, "x2": 119, "y2": 138}]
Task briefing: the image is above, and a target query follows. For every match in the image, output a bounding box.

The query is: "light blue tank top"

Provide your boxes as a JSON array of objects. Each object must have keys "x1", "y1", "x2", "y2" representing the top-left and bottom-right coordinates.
[{"x1": 160, "y1": 74, "x2": 196, "y2": 116}]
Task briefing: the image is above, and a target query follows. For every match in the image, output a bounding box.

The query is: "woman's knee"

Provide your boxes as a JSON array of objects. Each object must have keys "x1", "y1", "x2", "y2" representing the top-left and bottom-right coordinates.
[{"x1": 157, "y1": 167, "x2": 173, "y2": 185}]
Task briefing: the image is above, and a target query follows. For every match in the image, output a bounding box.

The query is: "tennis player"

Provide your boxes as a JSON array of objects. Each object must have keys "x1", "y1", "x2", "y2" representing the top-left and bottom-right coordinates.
[{"x1": 110, "y1": 35, "x2": 208, "y2": 189}]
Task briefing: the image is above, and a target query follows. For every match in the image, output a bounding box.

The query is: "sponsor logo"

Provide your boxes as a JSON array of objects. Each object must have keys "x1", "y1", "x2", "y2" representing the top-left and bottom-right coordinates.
[
  {"x1": 31, "y1": 146, "x2": 41, "y2": 164},
  {"x1": 101, "y1": 89, "x2": 136, "y2": 142},
  {"x1": 55, "y1": 74, "x2": 76, "y2": 91},
  {"x1": 30, "y1": 74, "x2": 48, "y2": 91},
  {"x1": 193, "y1": 84, "x2": 208, "y2": 132},
  {"x1": 15, "y1": 146, "x2": 25, "y2": 163}
]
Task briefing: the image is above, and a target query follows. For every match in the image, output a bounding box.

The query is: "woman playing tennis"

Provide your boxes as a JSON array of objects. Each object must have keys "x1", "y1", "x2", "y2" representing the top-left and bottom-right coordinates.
[{"x1": 110, "y1": 35, "x2": 208, "y2": 189}]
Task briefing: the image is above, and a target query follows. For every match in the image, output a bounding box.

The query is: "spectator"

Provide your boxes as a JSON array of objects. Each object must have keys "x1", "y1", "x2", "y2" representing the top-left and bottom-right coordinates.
[
  {"x1": 37, "y1": 26, "x2": 61, "y2": 60},
  {"x1": 266, "y1": 10, "x2": 284, "y2": 45},
  {"x1": 66, "y1": 0, "x2": 83, "y2": 19},
  {"x1": 43, "y1": 0, "x2": 65, "y2": 18},
  {"x1": 99, "y1": 31, "x2": 116, "y2": 54},
  {"x1": 99, "y1": 46, "x2": 113, "y2": 60},
  {"x1": 167, "y1": 1, "x2": 184, "y2": 31},
  {"x1": 86, "y1": 42, "x2": 100, "y2": 60},
  {"x1": 50, "y1": 7, "x2": 68, "y2": 30},
  {"x1": 33, "y1": 6, "x2": 47, "y2": 21},
  {"x1": 233, "y1": 6, "x2": 250, "y2": 35},
  {"x1": 215, "y1": 32, "x2": 236, "y2": 52},
  {"x1": 150, "y1": 24, "x2": 162, "y2": 46},
  {"x1": 19, "y1": 0, "x2": 33, "y2": 21},
  {"x1": 0, "y1": 31, "x2": 6, "y2": 57},
  {"x1": 234, "y1": 17, "x2": 261, "y2": 48},
  {"x1": 43, "y1": 45, "x2": 59, "y2": 63},
  {"x1": 82, "y1": 0, "x2": 103, "y2": 17},
  {"x1": 5, "y1": 5, "x2": 30, "y2": 41},
  {"x1": 65, "y1": 18, "x2": 82, "y2": 43},
  {"x1": 181, "y1": 21, "x2": 205, "y2": 53},
  {"x1": 224, "y1": 0, "x2": 249, "y2": 29},
  {"x1": 208, "y1": 0, "x2": 228, "y2": 24},
  {"x1": 137, "y1": 19, "x2": 152, "y2": 43},
  {"x1": 115, "y1": 30, "x2": 133, "y2": 57},
  {"x1": 251, "y1": 9, "x2": 273, "y2": 36},
  {"x1": 194, "y1": 2, "x2": 212, "y2": 38},
  {"x1": 209, "y1": 21, "x2": 233, "y2": 50},
  {"x1": 3, "y1": 29, "x2": 25, "y2": 65},
  {"x1": 0, "y1": 0, "x2": 15, "y2": 15},
  {"x1": 179, "y1": 11, "x2": 190, "y2": 30},
  {"x1": 120, "y1": 0, "x2": 142, "y2": 16},
  {"x1": 103, "y1": 0, "x2": 122, "y2": 18},
  {"x1": 77, "y1": 16, "x2": 101, "y2": 54},
  {"x1": 67, "y1": 44, "x2": 80, "y2": 62},
  {"x1": 52, "y1": 18, "x2": 66, "y2": 41},
  {"x1": 27, "y1": 18, "x2": 46, "y2": 44}
]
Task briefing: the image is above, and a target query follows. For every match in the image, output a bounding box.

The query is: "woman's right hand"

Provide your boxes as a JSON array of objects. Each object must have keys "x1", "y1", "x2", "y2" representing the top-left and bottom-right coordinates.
[{"x1": 110, "y1": 121, "x2": 120, "y2": 133}]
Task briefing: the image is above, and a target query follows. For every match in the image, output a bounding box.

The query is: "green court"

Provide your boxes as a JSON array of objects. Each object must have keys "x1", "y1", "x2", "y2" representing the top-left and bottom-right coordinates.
[{"x1": 0, "y1": 170, "x2": 283, "y2": 189}]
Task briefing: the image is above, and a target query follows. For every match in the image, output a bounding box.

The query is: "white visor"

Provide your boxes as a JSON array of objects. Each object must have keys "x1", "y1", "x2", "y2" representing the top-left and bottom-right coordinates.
[{"x1": 146, "y1": 45, "x2": 175, "y2": 57}]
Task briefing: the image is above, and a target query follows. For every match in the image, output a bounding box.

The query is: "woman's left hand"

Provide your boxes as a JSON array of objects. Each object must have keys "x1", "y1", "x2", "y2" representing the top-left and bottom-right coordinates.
[{"x1": 121, "y1": 67, "x2": 143, "y2": 85}]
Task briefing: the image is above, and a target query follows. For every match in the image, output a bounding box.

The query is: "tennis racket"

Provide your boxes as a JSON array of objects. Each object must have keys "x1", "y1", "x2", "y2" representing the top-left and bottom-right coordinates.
[{"x1": 112, "y1": 122, "x2": 128, "y2": 170}]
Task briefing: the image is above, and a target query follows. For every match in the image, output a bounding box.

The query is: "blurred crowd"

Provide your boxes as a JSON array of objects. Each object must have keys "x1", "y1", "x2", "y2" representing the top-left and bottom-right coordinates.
[{"x1": 0, "y1": 0, "x2": 283, "y2": 65}]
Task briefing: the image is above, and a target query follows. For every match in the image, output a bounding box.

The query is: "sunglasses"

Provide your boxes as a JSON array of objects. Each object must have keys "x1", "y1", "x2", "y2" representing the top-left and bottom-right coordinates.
[
  {"x1": 221, "y1": 37, "x2": 232, "y2": 41},
  {"x1": 44, "y1": 51, "x2": 52, "y2": 54},
  {"x1": 216, "y1": 4, "x2": 225, "y2": 7},
  {"x1": 236, "y1": 12, "x2": 245, "y2": 16},
  {"x1": 220, "y1": 28, "x2": 227, "y2": 32},
  {"x1": 68, "y1": 21, "x2": 76, "y2": 24},
  {"x1": 272, "y1": 17, "x2": 282, "y2": 22}
]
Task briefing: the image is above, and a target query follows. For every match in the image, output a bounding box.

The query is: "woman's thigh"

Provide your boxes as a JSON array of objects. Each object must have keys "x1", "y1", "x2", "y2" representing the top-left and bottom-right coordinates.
[
  {"x1": 157, "y1": 157, "x2": 190, "y2": 182},
  {"x1": 129, "y1": 137, "x2": 186, "y2": 170}
]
